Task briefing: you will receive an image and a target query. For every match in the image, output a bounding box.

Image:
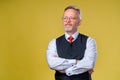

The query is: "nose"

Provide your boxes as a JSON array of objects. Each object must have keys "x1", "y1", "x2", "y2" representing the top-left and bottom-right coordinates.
[{"x1": 66, "y1": 18, "x2": 71, "y2": 23}]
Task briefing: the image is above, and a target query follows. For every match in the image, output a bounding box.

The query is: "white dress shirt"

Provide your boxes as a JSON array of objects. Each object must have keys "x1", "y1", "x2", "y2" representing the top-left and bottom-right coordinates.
[{"x1": 46, "y1": 31, "x2": 97, "y2": 76}]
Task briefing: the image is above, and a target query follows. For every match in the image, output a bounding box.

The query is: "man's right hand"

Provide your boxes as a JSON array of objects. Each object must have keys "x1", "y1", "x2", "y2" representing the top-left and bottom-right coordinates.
[{"x1": 88, "y1": 69, "x2": 94, "y2": 74}]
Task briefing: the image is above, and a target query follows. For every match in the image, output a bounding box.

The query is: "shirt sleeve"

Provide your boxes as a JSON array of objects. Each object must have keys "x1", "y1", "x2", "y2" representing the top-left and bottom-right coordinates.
[
  {"x1": 46, "y1": 39, "x2": 76, "y2": 70},
  {"x1": 65, "y1": 37, "x2": 97, "y2": 76}
]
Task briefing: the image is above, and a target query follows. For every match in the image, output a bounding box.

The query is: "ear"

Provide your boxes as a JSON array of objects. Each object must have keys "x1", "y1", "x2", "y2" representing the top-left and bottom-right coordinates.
[{"x1": 78, "y1": 19, "x2": 82, "y2": 26}]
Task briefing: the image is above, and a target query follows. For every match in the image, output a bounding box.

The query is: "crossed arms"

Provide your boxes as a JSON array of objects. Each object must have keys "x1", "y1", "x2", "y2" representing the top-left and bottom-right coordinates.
[{"x1": 46, "y1": 37, "x2": 97, "y2": 76}]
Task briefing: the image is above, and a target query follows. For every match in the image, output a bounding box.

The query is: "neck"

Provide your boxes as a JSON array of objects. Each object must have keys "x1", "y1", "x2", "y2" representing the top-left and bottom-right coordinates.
[{"x1": 66, "y1": 31, "x2": 77, "y2": 35}]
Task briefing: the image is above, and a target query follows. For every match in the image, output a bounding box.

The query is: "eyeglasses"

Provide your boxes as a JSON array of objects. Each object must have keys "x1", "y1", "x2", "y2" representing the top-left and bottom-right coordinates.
[{"x1": 62, "y1": 16, "x2": 78, "y2": 21}]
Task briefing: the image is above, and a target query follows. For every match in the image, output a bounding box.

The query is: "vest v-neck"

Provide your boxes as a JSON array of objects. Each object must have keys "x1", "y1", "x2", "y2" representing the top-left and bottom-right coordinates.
[{"x1": 64, "y1": 34, "x2": 81, "y2": 45}]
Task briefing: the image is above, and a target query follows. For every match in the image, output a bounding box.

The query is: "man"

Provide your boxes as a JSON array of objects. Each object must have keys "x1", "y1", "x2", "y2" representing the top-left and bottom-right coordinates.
[{"x1": 46, "y1": 5, "x2": 97, "y2": 80}]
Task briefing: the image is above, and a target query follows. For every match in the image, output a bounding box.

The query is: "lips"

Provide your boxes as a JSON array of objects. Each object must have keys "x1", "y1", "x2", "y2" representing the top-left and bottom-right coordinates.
[{"x1": 65, "y1": 24, "x2": 72, "y2": 26}]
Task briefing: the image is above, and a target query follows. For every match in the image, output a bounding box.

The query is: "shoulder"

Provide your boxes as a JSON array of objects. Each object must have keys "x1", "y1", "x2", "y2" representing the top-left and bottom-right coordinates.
[
  {"x1": 78, "y1": 33, "x2": 88, "y2": 43},
  {"x1": 86, "y1": 37, "x2": 97, "y2": 48},
  {"x1": 79, "y1": 33, "x2": 96, "y2": 41},
  {"x1": 56, "y1": 34, "x2": 65, "y2": 40},
  {"x1": 87, "y1": 37, "x2": 96, "y2": 43},
  {"x1": 79, "y1": 33, "x2": 97, "y2": 44},
  {"x1": 79, "y1": 33, "x2": 88, "y2": 38},
  {"x1": 48, "y1": 39, "x2": 56, "y2": 45}
]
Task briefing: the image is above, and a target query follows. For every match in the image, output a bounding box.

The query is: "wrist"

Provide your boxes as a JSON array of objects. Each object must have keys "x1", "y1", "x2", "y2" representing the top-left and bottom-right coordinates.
[{"x1": 76, "y1": 59, "x2": 80, "y2": 64}]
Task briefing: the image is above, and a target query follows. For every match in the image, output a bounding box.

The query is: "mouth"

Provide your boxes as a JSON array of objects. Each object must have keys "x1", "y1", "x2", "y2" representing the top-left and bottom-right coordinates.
[{"x1": 65, "y1": 24, "x2": 72, "y2": 27}]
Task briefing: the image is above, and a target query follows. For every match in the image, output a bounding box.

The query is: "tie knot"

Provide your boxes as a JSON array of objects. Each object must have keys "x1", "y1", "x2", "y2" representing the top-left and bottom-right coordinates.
[{"x1": 68, "y1": 36, "x2": 74, "y2": 43}]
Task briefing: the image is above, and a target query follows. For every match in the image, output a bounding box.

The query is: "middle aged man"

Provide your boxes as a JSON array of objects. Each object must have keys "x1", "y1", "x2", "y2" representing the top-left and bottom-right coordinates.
[{"x1": 46, "y1": 5, "x2": 97, "y2": 80}]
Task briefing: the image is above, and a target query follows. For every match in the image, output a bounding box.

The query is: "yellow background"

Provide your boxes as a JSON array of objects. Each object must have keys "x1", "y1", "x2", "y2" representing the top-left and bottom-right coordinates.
[{"x1": 0, "y1": 0, "x2": 120, "y2": 80}]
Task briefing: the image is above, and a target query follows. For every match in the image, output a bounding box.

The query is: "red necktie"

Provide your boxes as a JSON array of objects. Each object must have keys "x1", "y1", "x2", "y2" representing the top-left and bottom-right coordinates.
[{"x1": 68, "y1": 36, "x2": 74, "y2": 44}]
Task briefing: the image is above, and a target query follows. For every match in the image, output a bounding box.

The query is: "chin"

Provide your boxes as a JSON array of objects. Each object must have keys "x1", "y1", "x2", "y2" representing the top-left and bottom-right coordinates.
[{"x1": 64, "y1": 28, "x2": 72, "y2": 32}]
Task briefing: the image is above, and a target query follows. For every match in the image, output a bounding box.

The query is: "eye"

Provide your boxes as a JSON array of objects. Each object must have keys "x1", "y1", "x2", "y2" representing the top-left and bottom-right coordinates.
[
  {"x1": 62, "y1": 17, "x2": 67, "y2": 20},
  {"x1": 70, "y1": 17, "x2": 76, "y2": 20},
  {"x1": 62, "y1": 16, "x2": 77, "y2": 21}
]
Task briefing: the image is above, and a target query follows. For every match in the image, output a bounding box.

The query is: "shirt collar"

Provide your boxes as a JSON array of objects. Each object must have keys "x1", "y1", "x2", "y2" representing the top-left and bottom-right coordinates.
[{"x1": 65, "y1": 31, "x2": 79, "y2": 41}]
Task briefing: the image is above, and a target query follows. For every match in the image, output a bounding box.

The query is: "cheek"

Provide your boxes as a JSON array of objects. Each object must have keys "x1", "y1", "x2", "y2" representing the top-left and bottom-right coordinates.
[
  {"x1": 63, "y1": 21, "x2": 66, "y2": 25},
  {"x1": 72, "y1": 22, "x2": 77, "y2": 26},
  {"x1": 75, "y1": 21, "x2": 80, "y2": 26}
]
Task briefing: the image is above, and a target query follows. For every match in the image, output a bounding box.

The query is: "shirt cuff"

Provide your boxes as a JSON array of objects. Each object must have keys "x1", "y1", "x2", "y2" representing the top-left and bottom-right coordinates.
[{"x1": 65, "y1": 67, "x2": 74, "y2": 76}]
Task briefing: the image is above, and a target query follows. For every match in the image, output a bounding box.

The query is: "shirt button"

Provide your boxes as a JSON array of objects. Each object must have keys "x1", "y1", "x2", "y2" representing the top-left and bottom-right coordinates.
[{"x1": 68, "y1": 73, "x2": 71, "y2": 76}]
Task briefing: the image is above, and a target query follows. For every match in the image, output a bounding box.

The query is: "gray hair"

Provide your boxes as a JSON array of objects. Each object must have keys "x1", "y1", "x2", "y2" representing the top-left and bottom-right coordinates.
[{"x1": 64, "y1": 5, "x2": 82, "y2": 20}]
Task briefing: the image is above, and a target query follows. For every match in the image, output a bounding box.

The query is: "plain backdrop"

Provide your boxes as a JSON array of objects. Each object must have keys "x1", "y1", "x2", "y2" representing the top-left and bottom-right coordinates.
[{"x1": 0, "y1": 0, "x2": 120, "y2": 80}]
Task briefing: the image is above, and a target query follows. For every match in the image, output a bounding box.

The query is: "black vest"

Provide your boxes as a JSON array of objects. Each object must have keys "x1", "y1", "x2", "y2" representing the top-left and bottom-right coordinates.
[
  {"x1": 55, "y1": 33, "x2": 91, "y2": 80},
  {"x1": 56, "y1": 33, "x2": 88, "y2": 60}
]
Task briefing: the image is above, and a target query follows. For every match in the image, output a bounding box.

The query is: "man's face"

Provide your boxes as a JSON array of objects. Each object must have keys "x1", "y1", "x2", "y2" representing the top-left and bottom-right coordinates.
[{"x1": 62, "y1": 9, "x2": 80, "y2": 33}]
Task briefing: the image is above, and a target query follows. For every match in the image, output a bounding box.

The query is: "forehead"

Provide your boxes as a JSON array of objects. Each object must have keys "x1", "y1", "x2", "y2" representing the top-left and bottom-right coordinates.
[{"x1": 63, "y1": 9, "x2": 79, "y2": 16}]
